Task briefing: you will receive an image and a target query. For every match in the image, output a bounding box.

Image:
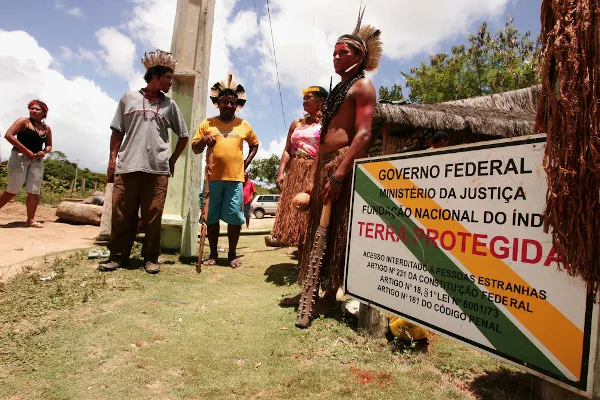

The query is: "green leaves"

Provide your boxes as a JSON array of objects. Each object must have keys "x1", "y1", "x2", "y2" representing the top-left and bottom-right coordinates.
[
  {"x1": 247, "y1": 154, "x2": 280, "y2": 187},
  {"x1": 380, "y1": 19, "x2": 540, "y2": 104}
]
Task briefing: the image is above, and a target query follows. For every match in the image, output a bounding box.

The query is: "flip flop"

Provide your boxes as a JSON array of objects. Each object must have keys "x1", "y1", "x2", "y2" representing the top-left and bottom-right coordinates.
[
  {"x1": 87, "y1": 250, "x2": 101, "y2": 259},
  {"x1": 229, "y1": 257, "x2": 242, "y2": 269},
  {"x1": 28, "y1": 221, "x2": 43, "y2": 228},
  {"x1": 202, "y1": 258, "x2": 217, "y2": 266}
]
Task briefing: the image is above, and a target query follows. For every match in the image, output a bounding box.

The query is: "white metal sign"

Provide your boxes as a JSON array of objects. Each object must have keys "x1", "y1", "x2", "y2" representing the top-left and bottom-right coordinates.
[{"x1": 344, "y1": 135, "x2": 597, "y2": 396}]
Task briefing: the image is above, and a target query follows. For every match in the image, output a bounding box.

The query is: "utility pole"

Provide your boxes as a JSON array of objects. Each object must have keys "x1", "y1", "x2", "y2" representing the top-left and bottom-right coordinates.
[
  {"x1": 161, "y1": 0, "x2": 215, "y2": 257},
  {"x1": 70, "y1": 159, "x2": 79, "y2": 198}
]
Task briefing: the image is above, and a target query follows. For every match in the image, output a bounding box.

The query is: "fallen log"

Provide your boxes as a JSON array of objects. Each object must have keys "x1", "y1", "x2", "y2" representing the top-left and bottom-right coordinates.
[{"x1": 56, "y1": 201, "x2": 103, "y2": 226}]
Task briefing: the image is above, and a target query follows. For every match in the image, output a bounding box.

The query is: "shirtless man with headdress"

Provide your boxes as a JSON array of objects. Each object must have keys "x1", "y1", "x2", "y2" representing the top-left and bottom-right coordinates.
[{"x1": 293, "y1": 11, "x2": 381, "y2": 317}]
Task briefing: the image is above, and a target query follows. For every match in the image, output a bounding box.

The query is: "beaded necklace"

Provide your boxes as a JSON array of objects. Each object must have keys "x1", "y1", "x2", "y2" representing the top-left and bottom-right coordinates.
[
  {"x1": 216, "y1": 115, "x2": 235, "y2": 124},
  {"x1": 319, "y1": 74, "x2": 364, "y2": 143},
  {"x1": 140, "y1": 89, "x2": 163, "y2": 120}
]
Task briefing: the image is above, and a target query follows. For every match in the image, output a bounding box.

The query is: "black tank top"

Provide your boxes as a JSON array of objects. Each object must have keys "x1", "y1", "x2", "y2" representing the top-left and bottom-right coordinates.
[{"x1": 15, "y1": 126, "x2": 46, "y2": 153}]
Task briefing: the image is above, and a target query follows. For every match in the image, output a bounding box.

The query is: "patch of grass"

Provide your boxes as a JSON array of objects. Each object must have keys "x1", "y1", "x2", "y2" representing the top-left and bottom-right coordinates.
[{"x1": 0, "y1": 237, "x2": 534, "y2": 399}]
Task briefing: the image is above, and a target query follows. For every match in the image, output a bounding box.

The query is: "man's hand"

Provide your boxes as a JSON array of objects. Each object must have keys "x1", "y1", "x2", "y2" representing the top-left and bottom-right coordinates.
[
  {"x1": 203, "y1": 135, "x2": 216, "y2": 147},
  {"x1": 276, "y1": 173, "x2": 284, "y2": 192},
  {"x1": 107, "y1": 161, "x2": 116, "y2": 183},
  {"x1": 322, "y1": 179, "x2": 342, "y2": 203},
  {"x1": 169, "y1": 157, "x2": 176, "y2": 177},
  {"x1": 34, "y1": 151, "x2": 45, "y2": 159}
]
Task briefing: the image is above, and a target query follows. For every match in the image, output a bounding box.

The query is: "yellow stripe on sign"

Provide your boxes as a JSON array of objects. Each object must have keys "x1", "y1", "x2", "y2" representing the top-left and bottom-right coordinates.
[{"x1": 362, "y1": 161, "x2": 583, "y2": 379}]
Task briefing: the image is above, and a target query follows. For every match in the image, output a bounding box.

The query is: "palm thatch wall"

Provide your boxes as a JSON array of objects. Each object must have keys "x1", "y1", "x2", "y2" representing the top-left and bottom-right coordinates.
[{"x1": 368, "y1": 86, "x2": 539, "y2": 155}]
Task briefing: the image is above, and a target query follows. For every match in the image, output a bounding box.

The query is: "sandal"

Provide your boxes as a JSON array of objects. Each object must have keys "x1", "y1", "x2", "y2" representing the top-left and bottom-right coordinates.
[
  {"x1": 229, "y1": 257, "x2": 243, "y2": 269},
  {"x1": 202, "y1": 258, "x2": 217, "y2": 266},
  {"x1": 28, "y1": 221, "x2": 43, "y2": 228}
]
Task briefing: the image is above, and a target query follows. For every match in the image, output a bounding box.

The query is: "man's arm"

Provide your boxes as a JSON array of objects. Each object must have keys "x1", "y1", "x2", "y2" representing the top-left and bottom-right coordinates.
[
  {"x1": 107, "y1": 128, "x2": 124, "y2": 183},
  {"x1": 244, "y1": 145, "x2": 258, "y2": 171},
  {"x1": 169, "y1": 136, "x2": 189, "y2": 177},
  {"x1": 323, "y1": 78, "x2": 376, "y2": 202},
  {"x1": 192, "y1": 135, "x2": 216, "y2": 154}
]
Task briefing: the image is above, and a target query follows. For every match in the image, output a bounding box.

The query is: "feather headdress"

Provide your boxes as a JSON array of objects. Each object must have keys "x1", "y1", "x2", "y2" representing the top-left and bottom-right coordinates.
[
  {"x1": 336, "y1": 7, "x2": 382, "y2": 72},
  {"x1": 210, "y1": 74, "x2": 247, "y2": 110},
  {"x1": 141, "y1": 49, "x2": 177, "y2": 71},
  {"x1": 301, "y1": 86, "x2": 328, "y2": 98}
]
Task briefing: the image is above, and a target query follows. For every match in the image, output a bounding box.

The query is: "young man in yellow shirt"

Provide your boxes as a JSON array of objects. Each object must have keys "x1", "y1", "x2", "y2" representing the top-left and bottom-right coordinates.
[{"x1": 191, "y1": 75, "x2": 259, "y2": 268}]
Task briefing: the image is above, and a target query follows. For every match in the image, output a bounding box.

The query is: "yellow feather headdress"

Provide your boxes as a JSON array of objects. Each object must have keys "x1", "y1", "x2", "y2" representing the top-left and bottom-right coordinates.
[
  {"x1": 210, "y1": 74, "x2": 247, "y2": 110},
  {"x1": 141, "y1": 49, "x2": 177, "y2": 71}
]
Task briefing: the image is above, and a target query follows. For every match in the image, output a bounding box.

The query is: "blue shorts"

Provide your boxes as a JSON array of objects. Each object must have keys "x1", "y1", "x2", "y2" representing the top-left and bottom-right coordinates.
[
  {"x1": 243, "y1": 203, "x2": 251, "y2": 218},
  {"x1": 207, "y1": 180, "x2": 244, "y2": 225}
]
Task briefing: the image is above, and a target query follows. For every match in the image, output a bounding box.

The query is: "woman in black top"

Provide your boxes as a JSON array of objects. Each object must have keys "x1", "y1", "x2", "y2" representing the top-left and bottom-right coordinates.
[{"x1": 0, "y1": 100, "x2": 53, "y2": 227}]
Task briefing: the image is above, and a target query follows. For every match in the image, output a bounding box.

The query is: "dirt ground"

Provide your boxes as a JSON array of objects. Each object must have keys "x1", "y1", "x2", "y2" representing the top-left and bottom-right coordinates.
[
  {"x1": 0, "y1": 202, "x2": 276, "y2": 281},
  {"x1": 0, "y1": 202, "x2": 99, "y2": 281}
]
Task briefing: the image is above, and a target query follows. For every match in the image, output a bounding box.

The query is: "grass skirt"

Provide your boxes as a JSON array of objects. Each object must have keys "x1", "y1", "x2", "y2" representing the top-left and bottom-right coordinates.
[
  {"x1": 297, "y1": 147, "x2": 351, "y2": 290},
  {"x1": 271, "y1": 156, "x2": 314, "y2": 246}
]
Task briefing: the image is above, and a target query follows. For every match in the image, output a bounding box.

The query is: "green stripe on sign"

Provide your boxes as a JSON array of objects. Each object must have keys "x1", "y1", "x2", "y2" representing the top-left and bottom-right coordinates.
[{"x1": 354, "y1": 167, "x2": 564, "y2": 378}]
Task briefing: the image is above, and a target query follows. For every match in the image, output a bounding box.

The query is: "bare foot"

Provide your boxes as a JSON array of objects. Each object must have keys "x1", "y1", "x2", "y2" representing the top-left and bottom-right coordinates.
[
  {"x1": 229, "y1": 257, "x2": 242, "y2": 269},
  {"x1": 311, "y1": 294, "x2": 338, "y2": 318},
  {"x1": 28, "y1": 221, "x2": 43, "y2": 228},
  {"x1": 279, "y1": 293, "x2": 301, "y2": 306},
  {"x1": 202, "y1": 258, "x2": 217, "y2": 266}
]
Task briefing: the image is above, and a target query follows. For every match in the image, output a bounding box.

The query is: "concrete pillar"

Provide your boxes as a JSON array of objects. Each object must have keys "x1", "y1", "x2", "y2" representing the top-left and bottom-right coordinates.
[{"x1": 161, "y1": 0, "x2": 215, "y2": 256}]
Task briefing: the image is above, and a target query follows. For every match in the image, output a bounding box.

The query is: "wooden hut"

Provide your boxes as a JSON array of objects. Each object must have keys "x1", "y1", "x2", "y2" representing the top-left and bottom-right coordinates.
[{"x1": 368, "y1": 86, "x2": 540, "y2": 156}]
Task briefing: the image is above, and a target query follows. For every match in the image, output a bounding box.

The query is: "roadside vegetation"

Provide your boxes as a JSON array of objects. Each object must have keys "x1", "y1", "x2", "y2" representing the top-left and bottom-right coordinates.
[
  {"x1": 0, "y1": 236, "x2": 533, "y2": 399},
  {"x1": 0, "y1": 151, "x2": 106, "y2": 206}
]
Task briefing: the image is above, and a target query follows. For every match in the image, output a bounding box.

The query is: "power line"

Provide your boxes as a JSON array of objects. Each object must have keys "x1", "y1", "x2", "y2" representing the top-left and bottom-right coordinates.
[
  {"x1": 253, "y1": 0, "x2": 281, "y2": 134},
  {"x1": 309, "y1": 0, "x2": 315, "y2": 82},
  {"x1": 266, "y1": 0, "x2": 287, "y2": 129}
]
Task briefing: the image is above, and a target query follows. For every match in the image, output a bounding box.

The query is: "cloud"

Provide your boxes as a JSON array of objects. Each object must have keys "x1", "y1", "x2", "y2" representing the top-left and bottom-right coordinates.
[
  {"x1": 59, "y1": 46, "x2": 73, "y2": 61},
  {"x1": 255, "y1": 0, "x2": 510, "y2": 93},
  {"x1": 54, "y1": 1, "x2": 83, "y2": 17},
  {"x1": 59, "y1": 46, "x2": 98, "y2": 64},
  {"x1": 124, "y1": 0, "x2": 177, "y2": 51},
  {"x1": 66, "y1": 7, "x2": 83, "y2": 17},
  {"x1": 0, "y1": 30, "x2": 117, "y2": 172},
  {"x1": 255, "y1": 136, "x2": 286, "y2": 160},
  {"x1": 95, "y1": 27, "x2": 141, "y2": 90},
  {"x1": 225, "y1": 10, "x2": 258, "y2": 50},
  {"x1": 121, "y1": 0, "x2": 236, "y2": 111}
]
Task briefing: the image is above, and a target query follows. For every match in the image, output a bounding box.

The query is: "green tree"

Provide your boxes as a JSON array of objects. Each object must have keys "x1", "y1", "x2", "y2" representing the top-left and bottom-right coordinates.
[
  {"x1": 378, "y1": 84, "x2": 405, "y2": 102},
  {"x1": 247, "y1": 154, "x2": 280, "y2": 187},
  {"x1": 381, "y1": 19, "x2": 539, "y2": 103}
]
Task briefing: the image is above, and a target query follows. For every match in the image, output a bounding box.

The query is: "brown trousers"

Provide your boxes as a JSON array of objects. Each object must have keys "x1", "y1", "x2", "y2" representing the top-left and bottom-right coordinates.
[{"x1": 108, "y1": 172, "x2": 168, "y2": 263}]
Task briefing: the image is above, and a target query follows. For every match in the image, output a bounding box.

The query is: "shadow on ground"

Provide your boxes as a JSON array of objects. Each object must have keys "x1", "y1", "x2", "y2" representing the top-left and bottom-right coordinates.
[
  {"x1": 0, "y1": 221, "x2": 28, "y2": 228},
  {"x1": 264, "y1": 262, "x2": 297, "y2": 286},
  {"x1": 469, "y1": 367, "x2": 533, "y2": 399}
]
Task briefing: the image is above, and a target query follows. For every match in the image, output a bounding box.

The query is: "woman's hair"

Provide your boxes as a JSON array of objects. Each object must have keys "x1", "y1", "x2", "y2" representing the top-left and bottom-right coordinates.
[
  {"x1": 143, "y1": 65, "x2": 174, "y2": 83},
  {"x1": 302, "y1": 86, "x2": 328, "y2": 99},
  {"x1": 28, "y1": 100, "x2": 48, "y2": 118}
]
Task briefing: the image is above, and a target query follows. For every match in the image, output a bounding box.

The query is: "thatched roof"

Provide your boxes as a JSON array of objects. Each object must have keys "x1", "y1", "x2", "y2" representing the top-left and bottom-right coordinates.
[{"x1": 374, "y1": 86, "x2": 539, "y2": 138}]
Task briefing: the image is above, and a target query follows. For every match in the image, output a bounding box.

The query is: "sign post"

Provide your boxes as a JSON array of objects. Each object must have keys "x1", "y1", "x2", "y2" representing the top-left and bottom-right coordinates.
[{"x1": 344, "y1": 135, "x2": 598, "y2": 397}]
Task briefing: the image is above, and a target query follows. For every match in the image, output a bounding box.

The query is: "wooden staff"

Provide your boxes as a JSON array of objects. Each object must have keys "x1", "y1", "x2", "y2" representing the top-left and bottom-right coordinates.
[
  {"x1": 197, "y1": 146, "x2": 213, "y2": 273},
  {"x1": 296, "y1": 201, "x2": 332, "y2": 328}
]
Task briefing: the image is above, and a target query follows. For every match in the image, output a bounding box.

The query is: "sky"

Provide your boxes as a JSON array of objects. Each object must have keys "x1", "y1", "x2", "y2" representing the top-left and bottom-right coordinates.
[{"x1": 0, "y1": 0, "x2": 541, "y2": 173}]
